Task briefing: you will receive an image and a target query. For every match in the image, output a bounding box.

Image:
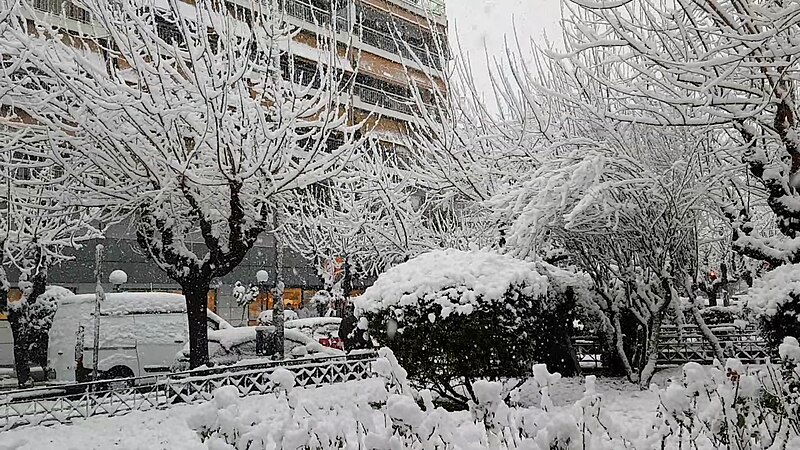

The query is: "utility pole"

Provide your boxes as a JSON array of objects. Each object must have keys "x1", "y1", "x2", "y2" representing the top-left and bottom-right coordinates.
[{"x1": 272, "y1": 211, "x2": 284, "y2": 360}]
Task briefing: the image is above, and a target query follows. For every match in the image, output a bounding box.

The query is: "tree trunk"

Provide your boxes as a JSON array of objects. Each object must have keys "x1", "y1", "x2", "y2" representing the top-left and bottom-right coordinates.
[
  {"x1": 720, "y1": 262, "x2": 729, "y2": 307},
  {"x1": 182, "y1": 281, "x2": 210, "y2": 369},
  {"x1": 691, "y1": 304, "x2": 725, "y2": 362},
  {"x1": 8, "y1": 271, "x2": 48, "y2": 387},
  {"x1": 612, "y1": 311, "x2": 636, "y2": 382},
  {"x1": 639, "y1": 312, "x2": 665, "y2": 387},
  {"x1": 342, "y1": 258, "x2": 352, "y2": 297},
  {"x1": 8, "y1": 306, "x2": 31, "y2": 387}
]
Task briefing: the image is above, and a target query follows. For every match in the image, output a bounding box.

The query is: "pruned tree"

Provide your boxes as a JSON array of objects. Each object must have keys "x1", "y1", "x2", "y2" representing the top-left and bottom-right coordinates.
[{"x1": 0, "y1": 0, "x2": 361, "y2": 367}]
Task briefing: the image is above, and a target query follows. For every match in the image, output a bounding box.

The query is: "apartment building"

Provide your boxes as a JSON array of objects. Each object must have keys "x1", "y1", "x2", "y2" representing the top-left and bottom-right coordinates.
[{"x1": 1, "y1": 0, "x2": 449, "y2": 326}]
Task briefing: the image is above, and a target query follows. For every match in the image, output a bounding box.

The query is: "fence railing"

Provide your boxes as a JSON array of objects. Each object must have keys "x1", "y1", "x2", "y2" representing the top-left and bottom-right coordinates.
[
  {"x1": 0, "y1": 351, "x2": 377, "y2": 431},
  {"x1": 573, "y1": 324, "x2": 771, "y2": 370}
]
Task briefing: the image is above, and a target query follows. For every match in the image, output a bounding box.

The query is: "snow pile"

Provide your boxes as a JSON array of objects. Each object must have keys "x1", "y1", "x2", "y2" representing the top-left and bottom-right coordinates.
[
  {"x1": 746, "y1": 263, "x2": 800, "y2": 317},
  {"x1": 355, "y1": 249, "x2": 549, "y2": 318}
]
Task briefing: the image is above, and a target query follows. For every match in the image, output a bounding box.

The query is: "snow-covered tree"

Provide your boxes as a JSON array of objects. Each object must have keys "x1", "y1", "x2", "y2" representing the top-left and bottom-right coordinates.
[
  {"x1": 434, "y1": 43, "x2": 730, "y2": 385},
  {"x1": 0, "y1": 126, "x2": 102, "y2": 385},
  {"x1": 563, "y1": 0, "x2": 800, "y2": 267},
  {"x1": 0, "y1": 0, "x2": 361, "y2": 367}
]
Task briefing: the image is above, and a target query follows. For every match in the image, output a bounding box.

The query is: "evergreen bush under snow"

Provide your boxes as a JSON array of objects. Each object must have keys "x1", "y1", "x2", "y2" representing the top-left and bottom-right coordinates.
[{"x1": 353, "y1": 249, "x2": 582, "y2": 407}]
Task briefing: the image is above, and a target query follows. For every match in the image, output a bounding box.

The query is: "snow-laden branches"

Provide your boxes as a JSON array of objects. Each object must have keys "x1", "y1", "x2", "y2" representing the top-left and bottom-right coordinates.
[
  {"x1": 281, "y1": 145, "x2": 495, "y2": 282},
  {"x1": 1, "y1": 0, "x2": 361, "y2": 285},
  {"x1": 0, "y1": 0, "x2": 363, "y2": 367},
  {"x1": 563, "y1": 0, "x2": 800, "y2": 265}
]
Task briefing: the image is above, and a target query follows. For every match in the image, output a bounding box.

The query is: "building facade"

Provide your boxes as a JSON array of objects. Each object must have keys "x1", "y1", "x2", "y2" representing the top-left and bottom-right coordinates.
[{"x1": 1, "y1": 0, "x2": 448, "y2": 326}]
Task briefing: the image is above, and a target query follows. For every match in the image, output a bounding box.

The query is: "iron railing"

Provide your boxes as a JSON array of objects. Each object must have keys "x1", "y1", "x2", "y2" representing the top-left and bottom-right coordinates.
[
  {"x1": 32, "y1": 0, "x2": 91, "y2": 23},
  {"x1": 358, "y1": 25, "x2": 443, "y2": 70},
  {"x1": 0, "y1": 351, "x2": 377, "y2": 431},
  {"x1": 281, "y1": 0, "x2": 350, "y2": 31}
]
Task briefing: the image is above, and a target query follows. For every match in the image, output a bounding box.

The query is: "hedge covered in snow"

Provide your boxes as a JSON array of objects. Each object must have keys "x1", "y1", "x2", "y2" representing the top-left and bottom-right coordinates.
[{"x1": 354, "y1": 249, "x2": 583, "y2": 406}]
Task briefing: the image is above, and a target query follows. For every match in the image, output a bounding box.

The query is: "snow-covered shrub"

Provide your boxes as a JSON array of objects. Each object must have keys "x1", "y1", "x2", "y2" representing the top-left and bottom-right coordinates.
[
  {"x1": 7, "y1": 285, "x2": 72, "y2": 381},
  {"x1": 746, "y1": 263, "x2": 800, "y2": 346},
  {"x1": 188, "y1": 352, "x2": 627, "y2": 449},
  {"x1": 645, "y1": 345, "x2": 800, "y2": 449},
  {"x1": 356, "y1": 249, "x2": 579, "y2": 407},
  {"x1": 694, "y1": 305, "x2": 746, "y2": 326},
  {"x1": 188, "y1": 342, "x2": 800, "y2": 449}
]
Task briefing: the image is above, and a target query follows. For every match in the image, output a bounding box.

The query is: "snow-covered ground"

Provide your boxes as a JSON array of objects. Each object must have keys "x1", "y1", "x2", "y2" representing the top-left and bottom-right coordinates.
[{"x1": 0, "y1": 370, "x2": 682, "y2": 450}]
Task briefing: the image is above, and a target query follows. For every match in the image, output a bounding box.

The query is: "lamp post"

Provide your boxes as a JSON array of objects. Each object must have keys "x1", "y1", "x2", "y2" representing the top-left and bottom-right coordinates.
[
  {"x1": 109, "y1": 269, "x2": 127, "y2": 292},
  {"x1": 91, "y1": 245, "x2": 105, "y2": 387}
]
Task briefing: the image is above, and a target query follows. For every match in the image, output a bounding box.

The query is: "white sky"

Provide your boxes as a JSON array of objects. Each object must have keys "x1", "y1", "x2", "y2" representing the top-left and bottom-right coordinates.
[{"x1": 444, "y1": 0, "x2": 562, "y2": 96}]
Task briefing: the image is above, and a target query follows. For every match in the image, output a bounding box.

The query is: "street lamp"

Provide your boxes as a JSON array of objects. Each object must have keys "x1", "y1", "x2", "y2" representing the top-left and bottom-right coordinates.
[{"x1": 109, "y1": 269, "x2": 128, "y2": 292}]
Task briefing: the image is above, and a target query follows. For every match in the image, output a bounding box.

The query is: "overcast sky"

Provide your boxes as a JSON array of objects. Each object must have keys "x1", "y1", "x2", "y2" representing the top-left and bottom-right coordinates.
[{"x1": 444, "y1": 0, "x2": 562, "y2": 96}]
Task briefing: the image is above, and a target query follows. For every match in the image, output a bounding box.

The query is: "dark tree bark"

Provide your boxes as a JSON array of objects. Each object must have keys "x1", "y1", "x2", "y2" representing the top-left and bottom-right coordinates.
[
  {"x1": 8, "y1": 269, "x2": 48, "y2": 387},
  {"x1": 182, "y1": 281, "x2": 210, "y2": 369}
]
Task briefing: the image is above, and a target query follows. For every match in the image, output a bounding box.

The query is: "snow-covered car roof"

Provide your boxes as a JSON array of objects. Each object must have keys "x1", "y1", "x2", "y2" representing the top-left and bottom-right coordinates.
[
  {"x1": 284, "y1": 317, "x2": 342, "y2": 328},
  {"x1": 207, "y1": 326, "x2": 340, "y2": 352},
  {"x1": 59, "y1": 292, "x2": 186, "y2": 315}
]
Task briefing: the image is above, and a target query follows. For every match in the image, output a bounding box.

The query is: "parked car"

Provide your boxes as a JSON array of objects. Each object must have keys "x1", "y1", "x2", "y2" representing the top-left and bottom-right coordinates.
[
  {"x1": 171, "y1": 326, "x2": 344, "y2": 372},
  {"x1": 285, "y1": 317, "x2": 343, "y2": 350},
  {"x1": 47, "y1": 292, "x2": 230, "y2": 383}
]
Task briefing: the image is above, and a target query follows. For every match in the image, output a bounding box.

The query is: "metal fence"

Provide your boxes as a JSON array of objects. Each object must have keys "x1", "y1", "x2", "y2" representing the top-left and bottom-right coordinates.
[
  {"x1": 32, "y1": 0, "x2": 91, "y2": 23},
  {"x1": 358, "y1": 25, "x2": 443, "y2": 71},
  {"x1": 0, "y1": 351, "x2": 377, "y2": 431},
  {"x1": 573, "y1": 324, "x2": 771, "y2": 370}
]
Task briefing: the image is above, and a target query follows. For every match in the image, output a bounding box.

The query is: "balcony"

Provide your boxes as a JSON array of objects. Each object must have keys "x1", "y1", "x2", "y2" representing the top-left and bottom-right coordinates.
[
  {"x1": 32, "y1": 0, "x2": 91, "y2": 23},
  {"x1": 279, "y1": 0, "x2": 350, "y2": 31},
  {"x1": 358, "y1": 25, "x2": 443, "y2": 70},
  {"x1": 354, "y1": 83, "x2": 414, "y2": 116},
  {"x1": 388, "y1": 0, "x2": 446, "y2": 17}
]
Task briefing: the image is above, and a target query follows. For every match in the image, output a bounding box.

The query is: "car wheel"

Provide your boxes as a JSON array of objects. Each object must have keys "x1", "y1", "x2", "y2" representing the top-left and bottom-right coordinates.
[{"x1": 101, "y1": 366, "x2": 135, "y2": 391}]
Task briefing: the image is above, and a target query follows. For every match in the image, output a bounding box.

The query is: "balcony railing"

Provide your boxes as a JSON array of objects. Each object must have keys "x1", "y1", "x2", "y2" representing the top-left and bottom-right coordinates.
[
  {"x1": 280, "y1": 0, "x2": 350, "y2": 30},
  {"x1": 32, "y1": 0, "x2": 91, "y2": 23},
  {"x1": 389, "y1": 0, "x2": 446, "y2": 16},
  {"x1": 354, "y1": 83, "x2": 438, "y2": 118},
  {"x1": 359, "y1": 25, "x2": 444, "y2": 70},
  {"x1": 354, "y1": 83, "x2": 413, "y2": 115}
]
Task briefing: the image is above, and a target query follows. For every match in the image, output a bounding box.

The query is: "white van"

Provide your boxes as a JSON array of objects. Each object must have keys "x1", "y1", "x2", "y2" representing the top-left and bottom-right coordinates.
[
  {"x1": 47, "y1": 292, "x2": 230, "y2": 383},
  {"x1": 0, "y1": 318, "x2": 13, "y2": 368}
]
